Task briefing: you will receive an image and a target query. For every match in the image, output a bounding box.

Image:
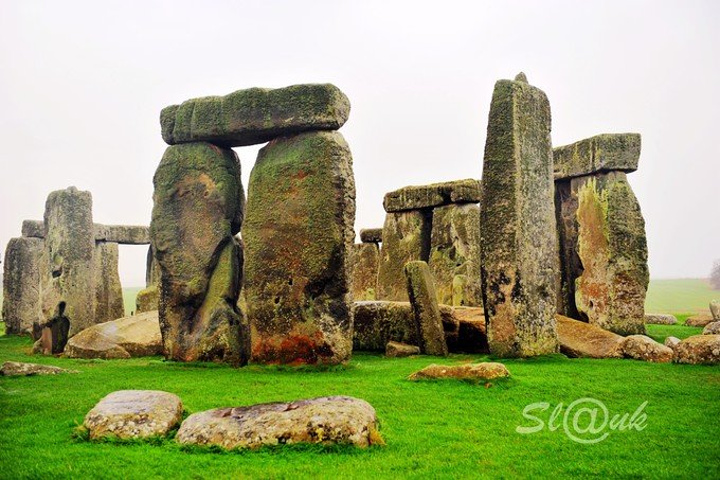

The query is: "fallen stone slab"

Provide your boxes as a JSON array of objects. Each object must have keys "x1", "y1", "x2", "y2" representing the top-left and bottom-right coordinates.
[
  {"x1": 644, "y1": 313, "x2": 678, "y2": 325},
  {"x1": 64, "y1": 311, "x2": 162, "y2": 359},
  {"x1": 664, "y1": 336, "x2": 681, "y2": 350},
  {"x1": 161, "y1": 84, "x2": 350, "y2": 147},
  {"x1": 84, "y1": 390, "x2": 183, "y2": 439},
  {"x1": 555, "y1": 315, "x2": 624, "y2": 359},
  {"x1": 385, "y1": 341, "x2": 420, "y2": 358},
  {"x1": 710, "y1": 300, "x2": 720, "y2": 321},
  {"x1": 621, "y1": 335, "x2": 673, "y2": 363},
  {"x1": 408, "y1": 362, "x2": 510, "y2": 381},
  {"x1": 176, "y1": 396, "x2": 380, "y2": 449},
  {"x1": 1, "y1": 361, "x2": 78, "y2": 377},
  {"x1": 703, "y1": 322, "x2": 720, "y2": 335},
  {"x1": 404, "y1": 261, "x2": 448, "y2": 356},
  {"x1": 553, "y1": 133, "x2": 641, "y2": 180},
  {"x1": 673, "y1": 335, "x2": 720, "y2": 365},
  {"x1": 685, "y1": 314, "x2": 714, "y2": 327},
  {"x1": 94, "y1": 225, "x2": 150, "y2": 245},
  {"x1": 359, "y1": 228, "x2": 383, "y2": 244},
  {"x1": 383, "y1": 179, "x2": 481, "y2": 213}
]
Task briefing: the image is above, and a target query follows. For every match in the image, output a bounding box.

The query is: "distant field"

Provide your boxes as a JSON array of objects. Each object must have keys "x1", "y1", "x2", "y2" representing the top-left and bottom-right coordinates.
[
  {"x1": 122, "y1": 286, "x2": 143, "y2": 316},
  {"x1": 644, "y1": 278, "x2": 717, "y2": 314}
]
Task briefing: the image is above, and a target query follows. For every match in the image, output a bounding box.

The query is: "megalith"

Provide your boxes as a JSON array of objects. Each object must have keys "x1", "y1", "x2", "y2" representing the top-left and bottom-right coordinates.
[
  {"x1": 349, "y1": 243, "x2": 379, "y2": 301},
  {"x1": 93, "y1": 242, "x2": 125, "y2": 322},
  {"x1": 404, "y1": 261, "x2": 448, "y2": 356},
  {"x1": 479, "y1": 75, "x2": 559, "y2": 357},
  {"x1": 2, "y1": 237, "x2": 46, "y2": 335},
  {"x1": 136, "y1": 246, "x2": 160, "y2": 313},
  {"x1": 244, "y1": 130, "x2": 356, "y2": 365}
]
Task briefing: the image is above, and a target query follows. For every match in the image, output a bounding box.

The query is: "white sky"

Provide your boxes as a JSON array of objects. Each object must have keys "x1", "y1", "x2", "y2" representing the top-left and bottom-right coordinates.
[{"x1": 1, "y1": 0, "x2": 718, "y2": 287}]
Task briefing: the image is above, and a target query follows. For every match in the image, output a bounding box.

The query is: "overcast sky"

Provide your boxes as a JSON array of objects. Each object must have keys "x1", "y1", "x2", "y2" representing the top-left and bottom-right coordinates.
[{"x1": 1, "y1": 0, "x2": 718, "y2": 287}]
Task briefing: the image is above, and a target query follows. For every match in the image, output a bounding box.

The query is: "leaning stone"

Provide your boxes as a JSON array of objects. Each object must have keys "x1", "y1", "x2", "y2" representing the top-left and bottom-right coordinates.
[
  {"x1": 710, "y1": 301, "x2": 720, "y2": 321},
  {"x1": 0, "y1": 361, "x2": 78, "y2": 376},
  {"x1": 359, "y1": 228, "x2": 383, "y2": 244},
  {"x1": 620, "y1": 335, "x2": 673, "y2": 363},
  {"x1": 673, "y1": 335, "x2": 720, "y2": 365},
  {"x1": 404, "y1": 261, "x2": 448, "y2": 356},
  {"x1": 176, "y1": 396, "x2": 380, "y2": 449},
  {"x1": 94, "y1": 225, "x2": 150, "y2": 245},
  {"x1": 555, "y1": 315, "x2": 624, "y2": 359},
  {"x1": 664, "y1": 336, "x2": 681, "y2": 350},
  {"x1": 83, "y1": 390, "x2": 183, "y2": 439},
  {"x1": 161, "y1": 84, "x2": 350, "y2": 147},
  {"x1": 151, "y1": 143, "x2": 246, "y2": 364},
  {"x1": 703, "y1": 321, "x2": 720, "y2": 335},
  {"x1": 428, "y1": 203, "x2": 482, "y2": 307},
  {"x1": 21, "y1": 220, "x2": 45, "y2": 238},
  {"x1": 480, "y1": 76, "x2": 559, "y2": 357},
  {"x1": 644, "y1": 313, "x2": 678, "y2": 325},
  {"x1": 685, "y1": 314, "x2": 714, "y2": 327},
  {"x1": 348, "y1": 243, "x2": 379, "y2": 301},
  {"x1": 93, "y1": 242, "x2": 125, "y2": 323},
  {"x1": 64, "y1": 311, "x2": 162, "y2": 359},
  {"x1": 385, "y1": 341, "x2": 420, "y2": 357},
  {"x1": 244, "y1": 131, "x2": 355, "y2": 365},
  {"x1": 553, "y1": 133, "x2": 641, "y2": 180},
  {"x1": 408, "y1": 362, "x2": 510, "y2": 381},
  {"x1": 376, "y1": 210, "x2": 431, "y2": 301},
  {"x1": 2, "y1": 237, "x2": 46, "y2": 335},
  {"x1": 383, "y1": 179, "x2": 481, "y2": 213}
]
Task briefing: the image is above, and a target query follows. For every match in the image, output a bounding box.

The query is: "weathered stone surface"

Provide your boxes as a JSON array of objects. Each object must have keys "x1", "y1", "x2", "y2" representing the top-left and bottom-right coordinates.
[
  {"x1": 161, "y1": 84, "x2": 350, "y2": 147},
  {"x1": 84, "y1": 390, "x2": 183, "y2": 439},
  {"x1": 703, "y1": 321, "x2": 720, "y2": 335},
  {"x1": 404, "y1": 261, "x2": 448, "y2": 356},
  {"x1": 244, "y1": 131, "x2": 355, "y2": 365},
  {"x1": 554, "y1": 179, "x2": 582, "y2": 319},
  {"x1": 136, "y1": 246, "x2": 161, "y2": 313},
  {"x1": 359, "y1": 228, "x2": 382, "y2": 244},
  {"x1": 664, "y1": 336, "x2": 681, "y2": 349},
  {"x1": 376, "y1": 210, "x2": 431, "y2": 302},
  {"x1": 176, "y1": 396, "x2": 380, "y2": 449},
  {"x1": 428, "y1": 203, "x2": 482, "y2": 307},
  {"x1": 408, "y1": 362, "x2": 510, "y2": 381},
  {"x1": 40, "y1": 187, "x2": 96, "y2": 338},
  {"x1": 573, "y1": 172, "x2": 648, "y2": 335},
  {"x1": 21, "y1": 220, "x2": 44, "y2": 238},
  {"x1": 555, "y1": 315, "x2": 624, "y2": 359},
  {"x1": 383, "y1": 179, "x2": 481, "y2": 213},
  {"x1": 93, "y1": 242, "x2": 125, "y2": 323},
  {"x1": 673, "y1": 335, "x2": 720, "y2": 365},
  {"x1": 685, "y1": 314, "x2": 713, "y2": 327},
  {"x1": 621, "y1": 335, "x2": 673, "y2": 363},
  {"x1": 348, "y1": 243, "x2": 379, "y2": 301},
  {"x1": 553, "y1": 133, "x2": 641, "y2": 180},
  {"x1": 480, "y1": 76, "x2": 559, "y2": 358},
  {"x1": 2, "y1": 237, "x2": 45, "y2": 335},
  {"x1": 151, "y1": 143, "x2": 246, "y2": 363},
  {"x1": 385, "y1": 341, "x2": 420, "y2": 357},
  {"x1": 710, "y1": 300, "x2": 720, "y2": 321},
  {"x1": 1, "y1": 361, "x2": 78, "y2": 376},
  {"x1": 644, "y1": 313, "x2": 678, "y2": 325},
  {"x1": 64, "y1": 311, "x2": 162, "y2": 359},
  {"x1": 94, "y1": 225, "x2": 150, "y2": 245},
  {"x1": 450, "y1": 307, "x2": 489, "y2": 353}
]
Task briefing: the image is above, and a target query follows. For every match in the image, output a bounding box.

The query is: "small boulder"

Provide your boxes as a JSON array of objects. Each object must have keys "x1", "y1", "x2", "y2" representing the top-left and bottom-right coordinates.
[
  {"x1": 621, "y1": 335, "x2": 673, "y2": 363},
  {"x1": 64, "y1": 311, "x2": 162, "y2": 359},
  {"x1": 408, "y1": 362, "x2": 510, "y2": 381},
  {"x1": 710, "y1": 301, "x2": 720, "y2": 321},
  {"x1": 83, "y1": 390, "x2": 183, "y2": 439},
  {"x1": 685, "y1": 314, "x2": 714, "y2": 327},
  {"x1": 359, "y1": 228, "x2": 383, "y2": 244},
  {"x1": 1, "y1": 361, "x2": 78, "y2": 377},
  {"x1": 703, "y1": 321, "x2": 720, "y2": 335},
  {"x1": 664, "y1": 336, "x2": 681, "y2": 350},
  {"x1": 176, "y1": 396, "x2": 380, "y2": 450},
  {"x1": 674, "y1": 335, "x2": 720, "y2": 365},
  {"x1": 556, "y1": 315, "x2": 624, "y2": 358},
  {"x1": 385, "y1": 341, "x2": 420, "y2": 358},
  {"x1": 644, "y1": 313, "x2": 678, "y2": 325}
]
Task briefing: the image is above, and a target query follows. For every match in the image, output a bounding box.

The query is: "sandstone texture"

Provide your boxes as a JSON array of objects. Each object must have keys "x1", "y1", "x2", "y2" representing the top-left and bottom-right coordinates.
[
  {"x1": 621, "y1": 335, "x2": 673, "y2": 363},
  {"x1": 480, "y1": 76, "x2": 559, "y2": 357},
  {"x1": 94, "y1": 225, "x2": 150, "y2": 245},
  {"x1": 348, "y1": 243, "x2": 379, "y2": 301},
  {"x1": 703, "y1": 321, "x2": 720, "y2": 335},
  {"x1": 408, "y1": 362, "x2": 510, "y2": 381},
  {"x1": 21, "y1": 220, "x2": 45, "y2": 238},
  {"x1": 673, "y1": 335, "x2": 720, "y2": 365},
  {"x1": 553, "y1": 133, "x2": 641, "y2": 180},
  {"x1": 383, "y1": 179, "x2": 481, "y2": 213},
  {"x1": 93, "y1": 242, "x2": 125, "y2": 323},
  {"x1": 685, "y1": 314, "x2": 713, "y2": 327},
  {"x1": 644, "y1": 313, "x2": 678, "y2": 325},
  {"x1": 1, "y1": 361, "x2": 78, "y2": 377},
  {"x1": 664, "y1": 336, "x2": 681, "y2": 349},
  {"x1": 710, "y1": 300, "x2": 720, "y2": 320},
  {"x1": 385, "y1": 341, "x2": 420, "y2": 357},
  {"x1": 151, "y1": 143, "x2": 246, "y2": 363},
  {"x1": 161, "y1": 84, "x2": 350, "y2": 147},
  {"x1": 359, "y1": 228, "x2": 382, "y2": 244},
  {"x1": 136, "y1": 246, "x2": 161, "y2": 313},
  {"x1": 64, "y1": 311, "x2": 162, "y2": 359},
  {"x1": 244, "y1": 131, "x2": 355, "y2": 365},
  {"x1": 404, "y1": 261, "x2": 448, "y2": 356},
  {"x1": 2, "y1": 237, "x2": 45, "y2": 335},
  {"x1": 555, "y1": 315, "x2": 624, "y2": 359},
  {"x1": 176, "y1": 396, "x2": 380, "y2": 449},
  {"x1": 83, "y1": 390, "x2": 183, "y2": 439}
]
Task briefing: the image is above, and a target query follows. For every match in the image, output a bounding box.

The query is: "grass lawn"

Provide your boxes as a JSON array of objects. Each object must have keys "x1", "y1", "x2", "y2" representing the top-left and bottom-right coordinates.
[{"x1": 645, "y1": 278, "x2": 717, "y2": 314}]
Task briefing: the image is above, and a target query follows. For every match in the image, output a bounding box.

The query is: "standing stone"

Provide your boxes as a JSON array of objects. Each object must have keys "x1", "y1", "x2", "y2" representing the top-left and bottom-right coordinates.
[
  {"x1": 480, "y1": 75, "x2": 559, "y2": 357},
  {"x1": 404, "y1": 261, "x2": 448, "y2": 356},
  {"x1": 428, "y1": 203, "x2": 482, "y2": 307},
  {"x1": 136, "y1": 246, "x2": 160, "y2": 313},
  {"x1": 93, "y1": 242, "x2": 125, "y2": 322},
  {"x1": 2, "y1": 237, "x2": 46, "y2": 335},
  {"x1": 40, "y1": 187, "x2": 96, "y2": 338},
  {"x1": 244, "y1": 131, "x2": 356, "y2": 365},
  {"x1": 349, "y1": 243, "x2": 379, "y2": 301},
  {"x1": 151, "y1": 142, "x2": 246, "y2": 364},
  {"x1": 376, "y1": 210, "x2": 432, "y2": 301},
  {"x1": 21, "y1": 220, "x2": 45, "y2": 239},
  {"x1": 573, "y1": 172, "x2": 648, "y2": 335}
]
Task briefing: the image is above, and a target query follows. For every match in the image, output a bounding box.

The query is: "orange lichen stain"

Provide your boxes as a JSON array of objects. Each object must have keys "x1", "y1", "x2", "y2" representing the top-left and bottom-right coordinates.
[{"x1": 252, "y1": 332, "x2": 334, "y2": 365}]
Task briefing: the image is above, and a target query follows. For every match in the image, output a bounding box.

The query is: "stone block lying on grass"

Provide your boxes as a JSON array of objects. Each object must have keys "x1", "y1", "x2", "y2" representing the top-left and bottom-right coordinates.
[
  {"x1": 407, "y1": 362, "x2": 510, "y2": 381},
  {"x1": 664, "y1": 336, "x2": 681, "y2": 350},
  {"x1": 673, "y1": 335, "x2": 720, "y2": 365},
  {"x1": 621, "y1": 335, "x2": 673, "y2": 363},
  {"x1": 176, "y1": 396, "x2": 381, "y2": 449},
  {"x1": 83, "y1": 390, "x2": 183, "y2": 440},
  {"x1": 703, "y1": 322, "x2": 720, "y2": 335},
  {"x1": 385, "y1": 341, "x2": 419, "y2": 358},
  {"x1": 644, "y1": 313, "x2": 678, "y2": 325},
  {"x1": 685, "y1": 314, "x2": 714, "y2": 327},
  {"x1": 0, "y1": 361, "x2": 78, "y2": 377},
  {"x1": 555, "y1": 315, "x2": 623, "y2": 359}
]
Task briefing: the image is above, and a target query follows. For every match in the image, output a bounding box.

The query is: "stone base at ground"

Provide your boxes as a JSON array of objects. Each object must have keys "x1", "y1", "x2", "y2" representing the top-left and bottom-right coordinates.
[
  {"x1": 621, "y1": 335, "x2": 673, "y2": 363},
  {"x1": 385, "y1": 341, "x2": 420, "y2": 357},
  {"x1": 404, "y1": 261, "x2": 447, "y2": 356},
  {"x1": 664, "y1": 336, "x2": 681, "y2": 350},
  {"x1": 644, "y1": 314, "x2": 678, "y2": 325},
  {"x1": 64, "y1": 311, "x2": 162, "y2": 359},
  {"x1": 408, "y1": 362, "x2": 510, "y2": 381},
  {"x1": 685, "y1": 314, "x2": 713, "y2": 327},
  {"x1": 673, "y1": 335, "x2": 720, "y2": 365},
  {"x1": 703, "y1": 322, "x2": 720, "y2": 335},
  {"x1": 555, "y1": 315, "x2": 624, "y2": 359},
  {"x1": 1, "y1": 361, "x2": 78, "y2": 377}
]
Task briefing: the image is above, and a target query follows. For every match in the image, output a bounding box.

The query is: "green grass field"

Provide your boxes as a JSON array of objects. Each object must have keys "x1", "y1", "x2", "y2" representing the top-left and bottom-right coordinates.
[{"x1": 644, "y1": 278, "x2": 717, "y2": 314}]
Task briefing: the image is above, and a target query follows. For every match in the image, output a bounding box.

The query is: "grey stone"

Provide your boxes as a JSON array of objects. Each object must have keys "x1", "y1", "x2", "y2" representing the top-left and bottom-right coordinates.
[
  {"x1": 348, "y1": 243, "x2": 379, "y2": 301},
  {"x1": 644, "y1": 313, "x2": 678, "y2": 325},
  {"x1": 664, "y1": 336, "x2": 681, "y2": 349},
  {"x1": 2, "y1": 237, "x2": 46, "y2": 335},
  {"x1": 703, "y1": 321, "x2": 720, "y2": 335},
  {"x1": 385, "y1": 341, "x2": 420, "y2": 357},
  {"x1": 383, "y1": 179, "x2": 481, "y2": 213},
  {"x1": 710, "y1": 300, "x2": 720, "y2": 321},
  {"x1": 553, "y1": 133, "x2": 641, "y2": 180},
  {"x1": 621, "y1": 335, "x2": 673, "y2": 363},
  {"x1": 21, "y1": 220, "x2": 44, "y2": 238},
  {"x1": 64, "y1": 311, "x2": 162, "y2": 359},
  {"x1": 404, "y1": 261, "x2": 448, "y2": 356},
  {"x1": 93, "y1": 242, "x2": 124, "y2": 323},
  {"x1": 94, "y1": 225, "x2": 150, "y2": 245},
  {"x1": 359, "y1": 228, "x2": 382, "y2": 244}
]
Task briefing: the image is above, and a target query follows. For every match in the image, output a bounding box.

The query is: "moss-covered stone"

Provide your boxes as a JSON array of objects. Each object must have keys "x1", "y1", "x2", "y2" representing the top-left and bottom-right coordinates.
[
  {"x1": 2, "y1": 237, "x2": 46, "y2": 335},
  {"x1": 136, "y1": 285, "x2": 159, "y2": 314},
  {"x1": 244, "y1": 131, "x2": 355, "y2": 365},
  {"x1": 404, "y1": 261, "x2": 448, "y2": 356},
  {"x1": 93, "y1": 242, "x2": 124, "y2": 322},
  {"x1": 161, "y1": 84, "x2": 350, "y2": 147},
  {"x1": 21, "y1": 220, "x2": 44, "y2": 238},
  {"x1": 359, "y1": 228, "x2": 382, "y2": 244},
  {"x1": 151, "y1": 142, "x2": 246, "y2": 363},
  {"x1": 553, "y1": 133, "x2": 641, "y2": 180},
  {"x1": 348, "y1": 243, "x2": 379, "y2": 301},
  {"x1": 573, "y1": 172, "x2": 648, "y2": 335},
  {"x1": 93, "y1": 225, "x2": 150, "y2": 245},
  {"x1": 428, "y1": 203, "x2": 482, "y2": 307},
  {"x1": 480, "y1": 77, "x2": 559, "y2": 358},
  {"x1": 383, "y1": 179, "x2": 481, "y2": 213}
]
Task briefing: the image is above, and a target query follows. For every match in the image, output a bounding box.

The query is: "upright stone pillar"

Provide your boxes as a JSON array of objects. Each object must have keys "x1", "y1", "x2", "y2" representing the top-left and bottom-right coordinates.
[
  {"x1": 404, "y1": 261, "x2": 448, "y2": 356},
  {"x1": 244, "y1": 131, "x2": 356, "y2": 365},
  {"x1": 93, "y1": 242, "x2": 125, "y2": 322},
  {"x1": 136, "y1": 246, "x2": 160, "y2": 313},
  {"x1": 2, "y1": 237, "x2": 46, "y2": 335},
  {"x1": 480, "y1": 74, "x2": 559, "y2": 357},
  {"x1": 151, "y1": 142, "x2": 246, "y2": 364},
  {"x1": 349, "y1": 243, "x2": 379, "y2": 301}
]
